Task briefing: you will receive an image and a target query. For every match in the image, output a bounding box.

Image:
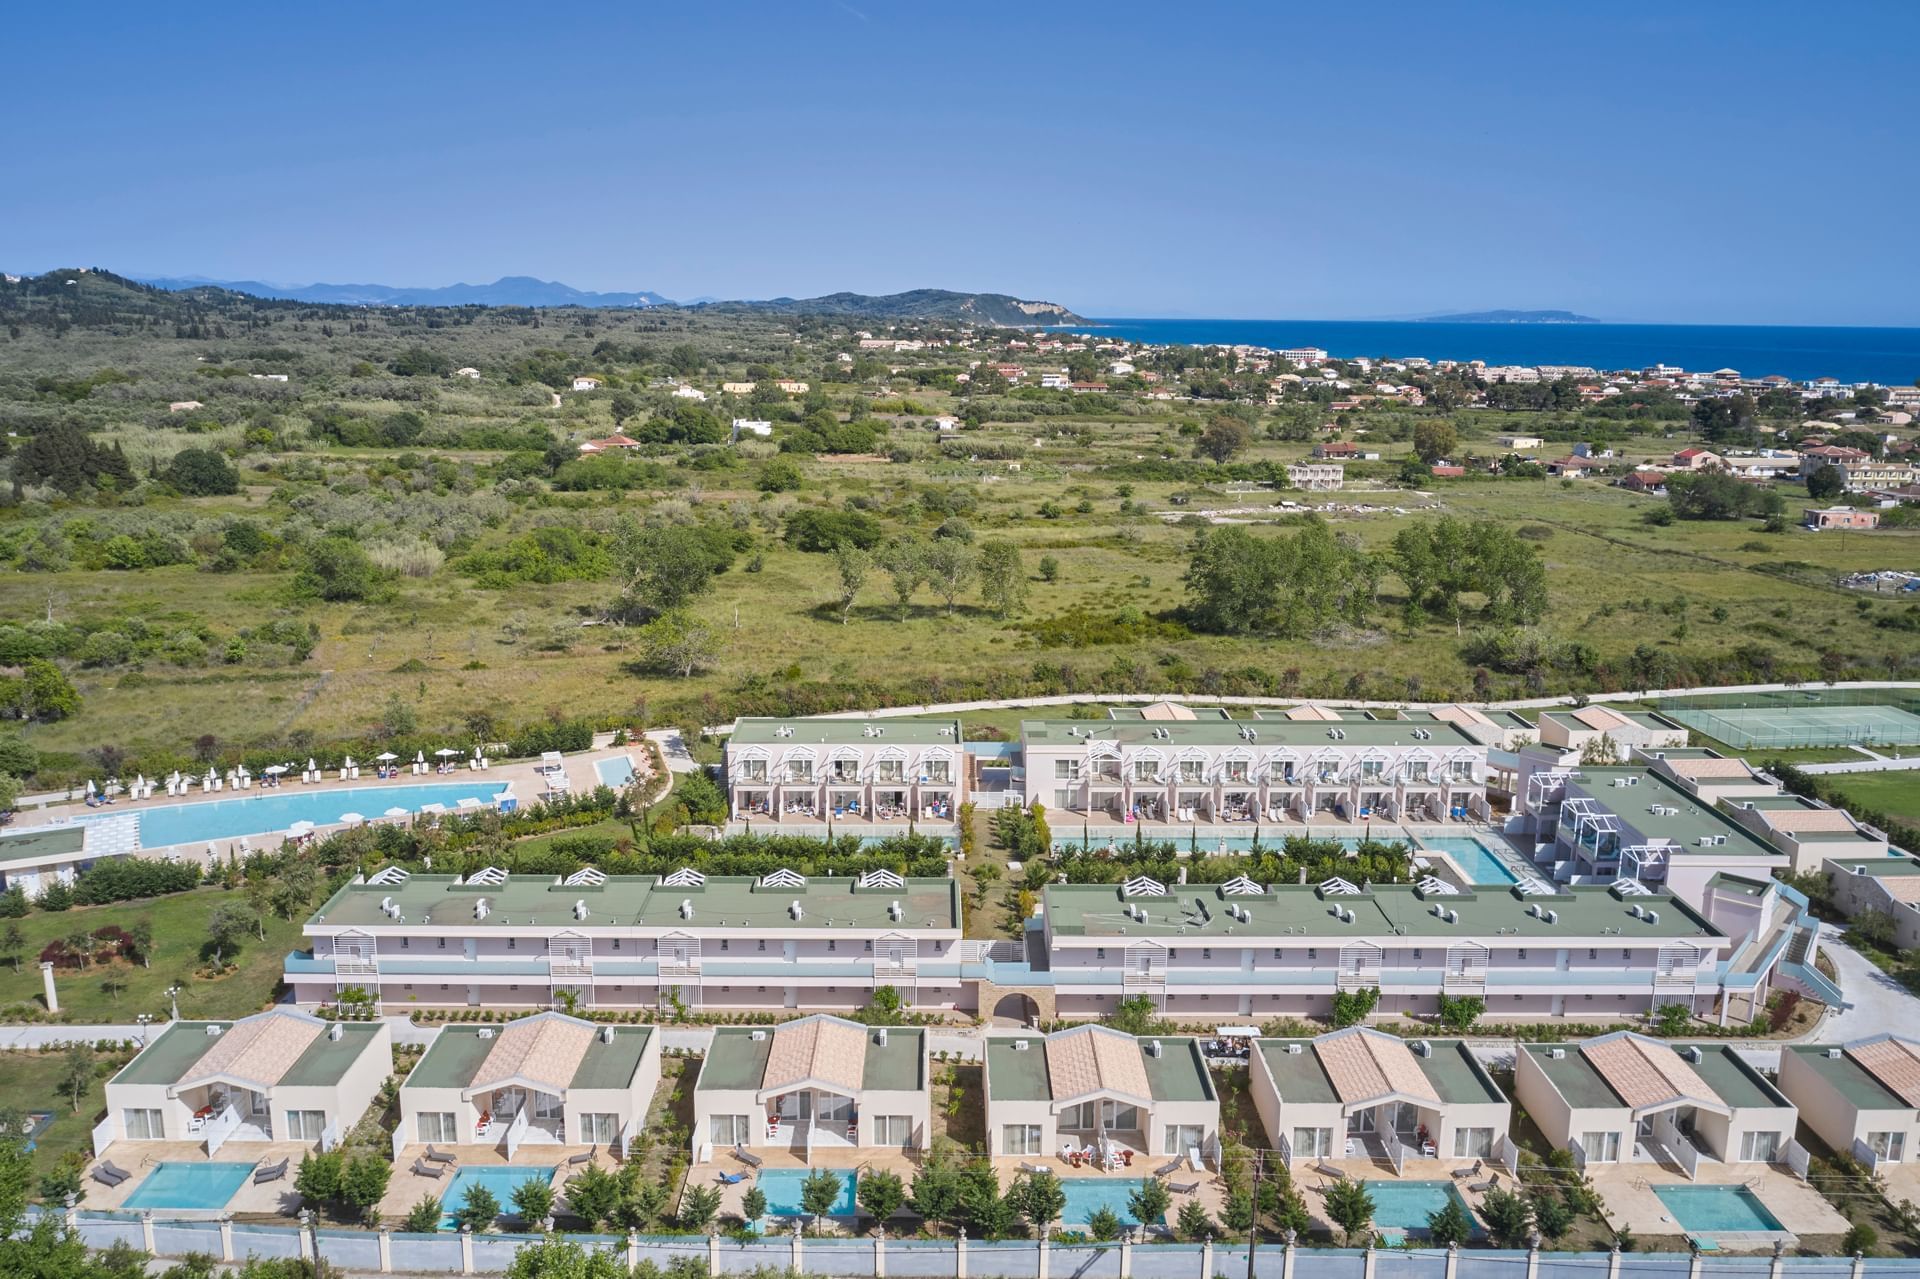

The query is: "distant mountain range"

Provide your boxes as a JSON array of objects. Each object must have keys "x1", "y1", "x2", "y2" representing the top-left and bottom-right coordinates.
[
  {"x1": 128, "y1": 274, "x2": 1084, "y2": 325},
  {"x1": 134, "y1": 274, "x2": 675, "y2": 309},
  {"x1": 1418, "y1": 309, "x2": 1600, "y2": 324}
]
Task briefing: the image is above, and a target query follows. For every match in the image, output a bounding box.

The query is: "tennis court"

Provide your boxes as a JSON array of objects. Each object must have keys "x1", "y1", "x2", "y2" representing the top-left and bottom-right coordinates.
[{"x1": 1663, "y1": 703, "x2": 1920, "y2": 750}]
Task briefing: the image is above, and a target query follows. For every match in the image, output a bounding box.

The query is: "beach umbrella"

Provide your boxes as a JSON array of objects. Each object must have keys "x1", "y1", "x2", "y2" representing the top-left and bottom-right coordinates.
[
  {"x1": 288, "y1": 820, "x2": 316, "y2": 837},
  {"x1": 434, "y1": 748, "x2": 460, "y2": 758},
  {"x1": 343, "y1": 756, "x2": 356, "y2": 769},
  {"x1": 455, "y1": 797, "x2": 483, "y2": 810},
  {"x1": 383, "y1": 807, "x2": 410, "y2": 820},
  {"x1": 263, "y1": 765, "x2": 288, "y2": 776},
  {"x1": 420, "y1": 803, "x2": 447, "y2": 815},
  {"x1": 307, "y1": 758, "x2": 317, "y2": 772},
  {"x1": 375, "y1": 752, "x2": 398, "y2": 762},
  {"x1": 338, "y1": 813, "x2": 365, "y2": 826},
  {"x1": 203, "y1": 769, "x2": 217, "y2": 785},
  {"x1": 85, "y1": 779, "x2": 96, "y2": 796}
]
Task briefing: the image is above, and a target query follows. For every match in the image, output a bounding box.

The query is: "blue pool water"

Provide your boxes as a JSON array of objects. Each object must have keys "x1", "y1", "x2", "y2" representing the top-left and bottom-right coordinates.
[
  {"x1": 1061, "y1": 1177, "x2": 1151, "y2": 1225},
  {"x1": 594, "y1": 756, "x2": 635, "y2": 787},
  {"x1": 1420, "y1": 837, "x2": 1520, "y2": 886},
  {"x1": 124, "y1": 1161, "x2": 255, "y2": 1210},
  {"x1": 440, "y1": 1165, "x2": 557, "y2": 1227},
  {"x1": 756, "y1": 1167, "x2": 858, "y2": 1216},
  {"x1": 131, "y1": 782, "x2": 511, "y2": 848},
  {"x1": 1654, "y1": 1184, "x2": 1785, "y2": 1234},
  {"x1": 1365, "y1": 1180, "x2": 1478, "y2": 1235}
]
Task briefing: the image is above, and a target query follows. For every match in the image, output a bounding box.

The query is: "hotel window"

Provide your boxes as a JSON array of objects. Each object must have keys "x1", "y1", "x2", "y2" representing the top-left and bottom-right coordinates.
[
  {"x1": 1740, "y1": 1130, "x2": 1782, "y2": 1163},
  {"x1": 1003, "y1": 1124, "x2": 1044, "y2": 1156},
  {"x1": 285, "y1": 1110, "x2": 327, "y2": 1142},
  {"x1": 1180, "y1": 761, "x2": 1204, "y2": 782},
  {"x1": 1517, "y1": 950, "x2": 1527, "y2": 960},
  {"x1": 711, "y1": 1115, "x2": 751, "y2": 1146},
  {"x1": 401, "y1": 939, "x2": 410, "y2": 949},
  {"x1": 758, "y1": 941, "x2": 766, "y2": 952},
  {"x1": 828, "y1": 941, "x2": 836, "y2": 953},
  {"x1": 1453, "y1": 1127, "x2": 1494, "y2": 1158},
  {"x1": 579, "y1": 1113, "x2": 619, "y2": 1144},
  {"x1": 1225, "y1": 761, "x2": 1247, "y2": 782},
  {"x1": 417, "y1": 1112, "x2": 458, "y2": 1145},
  {"x1": 1307, "y1": 949, "x2": 1317, "y2": 960},
  {"x1": 878, "y1": 759, "x2": 904, "y2": 782},
  {"x1": 123, "y1": 1109, "x2": 165, "y2": 1141},
  {"x1": 1097, "y1": 949, "x2": 1106, "y2": 960},
  {"x1": 925, "y1": 760, "x2": 951, "y2": 784},
  {"x1": 874, "y1": 1115, "x2": 914, "y2": 1148},
  {"x1": 1163, "y1": 1124, "x2": 1205, "y2": 1156},
  {"x1": 1588, "y1": 949, "x2": 1598, "y2": 961},
  {"x1": 1202, "y1": 948, "x2": 1211, "y2": 960},
  {"x1": 1869, "y1": 1132, "x2": 1906, "y2": 1161},
  {"x1": 787, "y1": 761, "x2": 812, "y2": 783},
  {"x1": 864, "y1": 941, "x2": 872, "y2": 952},
  {"x1": 743, "y1": 760, "x2": 766, "y2": 782},
  {"x1": 437, "y1": 938, "x2": 446, "y2": 950},
  {"x1": 1362, "y1": 760, "x2": 1383, "y2": 780},
  {"x1": 1134, "y1": 762, "x2": 1158, "y2": 782},
  {"x1": 508, "y1": 939, "x2": 517, "y2": 950},
  {"x1": 1581, "y1": 1131, "x2": 1622, "y2": 1162},
  {"x1": 1291, "y1": 1127, "x2": 1333, "y2": 1159},
  {"x1": 1410, "y1": 761, "x2": 1429, "y2": 782},
  {"x1": 1055, "y1": 760, "x2": 1082, "y2": 781},
  {"x1": 720, "y1": 941, "x2": 729, "y2": 952}
]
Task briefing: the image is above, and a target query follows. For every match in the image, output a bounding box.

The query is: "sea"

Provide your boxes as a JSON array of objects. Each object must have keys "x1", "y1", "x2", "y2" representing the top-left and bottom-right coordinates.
[{"x1": 1074, "y1": 318, "x2": 1920, "y2": 387}]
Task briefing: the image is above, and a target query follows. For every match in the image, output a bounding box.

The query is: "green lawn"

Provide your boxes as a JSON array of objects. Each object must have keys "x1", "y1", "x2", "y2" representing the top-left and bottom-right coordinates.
[
  {"x1": 0, "y1": 888, "x2": 304, "y2": 1024},
  {"x1": 0, "y1": 1045, "x2": 137, "y2": 1188},
  {"x1": 1817, "y1": 770, "x2": 1920, "y2": 824}
]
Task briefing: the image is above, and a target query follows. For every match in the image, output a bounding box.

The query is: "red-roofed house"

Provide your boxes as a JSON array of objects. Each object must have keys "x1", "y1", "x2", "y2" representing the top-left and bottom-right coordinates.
[
  {"x1": 1618, "y1": 470, "x2": 1668, "y2": 494},
  {"x1": 1314, "y1": 441, "x2": 1359, "y2": 460},
  {"x1": 1547, "y1": 457, "x2": 1594, "y2": 478},
  {"x1": 1671, "y1": 447, "x2": 1723, "y2": 471},
  {"x1": 1429, "y1": 464, "x2": 1465, "y2": 478}
]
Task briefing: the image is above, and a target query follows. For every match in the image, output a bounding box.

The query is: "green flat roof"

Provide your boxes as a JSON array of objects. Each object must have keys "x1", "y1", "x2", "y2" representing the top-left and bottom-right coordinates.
[
  {"x1": 570, "y1": 1027, "x2": 653, "y2": 1090},
  {"x1": 986, "y1": 1038, "x2": 1051, "y2": 1101},
  {"x1": 1020, "y1": 719, "x2": 1477, "y2": 749},
  {"x1": 1542, "y1": 710, "x2": 1679, "y2": 732},
  {"x1": 279, "y1": 1023, "x2": 384, "y2": 1087},
  {"x1": 1417, "y1": 1042, "x2": 1507, "y2": 1105},
  {"x1": 113, "y1": 1022, "x2": 228, "y2": 1087},
  {"x1": 311, "y1": 873, "x2": 959, "y2": 932},
  {"x1": 1044, "y1": 880, "x2": 1719, "y2": 942},
  {"x1": 1566, "y1": 769, "x2": 1780, "y2": 861},
  {"x1": 729, "y1": 717, "x2": 962, "y2": 746},
  {"x1": 0, "y1": 826, "x2": 87, "y2": 861},
  {"x1": 1521, "y1": 1045, "x2": 1622, "y2": 1110},
  {"x1": 406, "y1": 1026, "x2": 501, "y2": 1090},
  {"x1": 696, "y1": 1022, "x2": 923, "y2": 1094},
  {"x1": 1783, "y1": 1045, "x2": 1907, "y2": 1112},
  {"x1": 1688, "y1": 1046, "x2": 1790, "y2": 1110},
  {"x1": 1141, "y1": 1038, "x2": 1214, "y2": 1102},
  {"x1": 1256, "y1": 1041, "x2": 1339, "y2": 1105},
  {"x1": 1829, "y1": 856, "x2": 1920, "y2": 880}
]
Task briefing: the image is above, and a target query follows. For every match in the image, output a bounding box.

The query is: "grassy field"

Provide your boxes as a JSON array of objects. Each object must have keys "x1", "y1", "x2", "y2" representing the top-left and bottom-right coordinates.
[
  {"x1": 1816, "y1": 770, "x2": 1920, "y2": 824},
  {"x1": 0, "y1": 889, "x2": 304, "y2": 1023},
  {"x1": 0, "y1": 1045, "x2": 137, "y2": 1186}
]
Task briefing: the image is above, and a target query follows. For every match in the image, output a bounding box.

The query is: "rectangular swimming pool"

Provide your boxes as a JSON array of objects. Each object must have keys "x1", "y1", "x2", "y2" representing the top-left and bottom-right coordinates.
[
  {"x1": 1364, "y1": 1180, "x2": 1478, "y2": 1235},
  {"x1": 594, "y1": 756, "x2": 635, "y2": 787},
  {"x1": 1061, "y1": 1177, "x2": 1151, "y2": 1226},
  {"x1": 124, "y1": 1161, "x2": 255, "y2": 1210},
  {"x1": 1654, "y1": 1184, "x2": 1786, "y2": 1234},
  {"x1": 756, "y1": 1167, "x2": 858, "y2": 1216},
  {"x1": 1421, "y1": 837, "x2": 1520, "y2": 886},
  {"x1": 439, "y1": 1165, "x2": 557, "y2": 1227},
  {"x1": 132, "y1": 781, "x2": 511, "y2": 849}
]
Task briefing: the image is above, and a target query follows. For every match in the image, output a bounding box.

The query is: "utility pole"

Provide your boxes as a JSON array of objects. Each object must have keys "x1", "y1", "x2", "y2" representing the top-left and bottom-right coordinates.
[{"x1": 1244, "y1": 1149, "x2": 1263, "y2": 1279}]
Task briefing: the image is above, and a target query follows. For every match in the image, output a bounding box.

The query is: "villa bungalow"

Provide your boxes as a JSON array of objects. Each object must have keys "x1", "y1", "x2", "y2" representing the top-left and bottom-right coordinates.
[
  {"x1": 1824, "y1": 856, "x2": 1920, "y2": 950},
  {"x1": 399, "y1": 1013, "x2": 659, "y2": 1154},
  {"x1": 693, "y1": 1015, "x2": 928, "y2": 1161},
  {"x1": 1671, "y1": 447, "x2": 1724, "y2": 471},
  {"x1": 1536, "y1": 706, "x2": 1689, "y2": 754},
  {"x1": 1618, "y1": 470, "x2": 1668, "y2": 494},
  {"x1": 1546, "y1": 457, "x2": 1594, "y2": 478},
  {"x1": 1719, "y1": 793, "x2": 1889, "y2": 873},
  {"x1": 1514, "y1": 1032, "x2": 1798, "y2": 1173},
  {"x1": 1250, "y1": 1029, "x2": 1510, "y2": 1167},
  {"x1": 983, "y1": 1025, "x2": 1219, "y2": 1162},
  {"x1": 1804, "y1": 506, "x2": 1878, "y2": 530},
  {"x1": 103, "y1": 1011, "x2": 390, "y2": 1149},
  {"x1": 1777, "y1": 1036, "x2": 1920, "y2": 1167}
]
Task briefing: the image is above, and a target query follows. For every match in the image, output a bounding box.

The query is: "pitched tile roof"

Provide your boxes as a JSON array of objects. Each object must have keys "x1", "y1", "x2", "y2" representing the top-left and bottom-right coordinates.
[
  {"x1": 1758, "y1": 809, "x2": 1857, "y2": 832},
  {"x1": 1583, "y1": 1035, "x2": 1722, "y2": 1112},
  {"x1": 1571, "y1": 706, "x2": 1632, "y2": 732},
  {"x1": 176, "y1": 1011, "x2": 324, "y2": 1091},
  {"x1": 1431, "y1": 705, "x2": 1497, "y2": 730},
  {"x1": 763, "y1": 1016, "x2": 869, "y2": 1094},
  {"x1": 1847, "y1": 1038, "x2": 1920, "y2": 1108},
  {"x1": 1044, "y1": 1026, "x2": 1152, "y2": 1104},
  {"x1": 1315, "y1": 1029, "x2": 1439, "y2": 1106},
  {"x1": 1284, "y1": 705, "x2": 1343, "y2": 722},
  {"x1": 1663, "y1": 758, "x2": 1756, "y2": 779},
  {"x1": 470, "y1": 1014, "x2": 595, "y2": 1095}
]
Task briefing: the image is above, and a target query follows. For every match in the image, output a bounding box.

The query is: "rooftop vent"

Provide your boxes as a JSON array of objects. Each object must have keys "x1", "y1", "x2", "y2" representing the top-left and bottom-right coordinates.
[
  {"x1": 680, "y1": 899, "x2": 694, "y2": 920},
  {"x1": 478, "y1": 1028, "x2": 495, "y2": 1039},
  {"x1": 573, "y1": 900, "x2": 589, "y2": 921},
  {"x1": 1646, "y1": 910, "x2": 1660, "y2": 925},
  {"x1": 328, "y1": 1022, "x2": 344, "y2": 1041},
  {"x1": 601, "y1": 1025, "x2": 615, "y2": 1044},
  {"x1": 1287, "y1": 1043, "x2": 1304, "y2": 1055},
  {"x1": 474, "y1": 898, "x2": 491, "y2": 920},
  {"x1": 1014, "y1": 1039, "x2": 1030, "y2": 1051},
  {"x1": 889, "y1": 901, "x2": 903, "y2": 922},
  {"x1": 875, "y1": 1028, "x2": 889, "y2": 1047},
  {"x1": 1826, "y1": 1047, "x2": 1843, "y2": 1059},
  {"x1": 1147, "y1": 1040, "x2": 1164, "y2": 1058},
  {"x1": 1683, "y1": 1045, "x2": 1702, "y2": 1063},
  {"x1": 1549, "y1": 1047, "x2": 1566, "y2": 1059},
  {"x1": 751, "y1": 1030, "x2": 768, "y2": 1042},
  {"x1": 790, "y1": 901, "x2": 804, "y2": 921},
  {"x1": 1412, "y1": 1040, "x2": 1431, "y2": 1057},
  {"x1": 206, "y1": 1025, "x2": 224, "y2": 1037},
  {"x1": 1545, "y1": 910, "x2": 1560, "y2": 925}
]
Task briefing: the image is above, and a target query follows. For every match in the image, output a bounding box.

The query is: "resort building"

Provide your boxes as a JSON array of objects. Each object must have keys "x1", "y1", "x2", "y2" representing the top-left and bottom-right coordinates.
[
  {"x1": 1250, "y1": 1029, "x2": 1510, "y2": 1166},
  {"x1": 398, "y1": 1014, "x2": 659, "y2": 1155},
  {"x1": 692, "y1": 1015, "x2": 929, "y2": 1162},
  {"x1": 0, "y1": 824, "x2": 97, "y2": 897},
  {"x1": 1035, "y1": 874, "x2": 1772, "y2": 1024},
  {"x1": 1719, "y1": 793, "x2": 1890, "y2": 872},
  {"x1": 982, "y1": 1025, "x2": 1219, "y2": 1161},
  {"x1": 102, "y1": 1010, "x2": 391, "y2": 1149},
  {"x1": 287, "y1": 865, "x2": 964, "y2": 1016},
  {"x1": 1018, "y1": 715, "x2": 1491, "y2": 826},
  {"x1": 1823, "y1": 855, "x2": 1920, "y2": 951},
  {"x1": 1535, "y1": 707, "x2": 1690, "y2": 755},
  {"x1": 1514, "y1": 1033, "x2": 1799, "y2": 1172},
  {"x1": 1286, "y1": 461, "x2": 1344, "y2": 491},
  {"x1": 1777, "y1": 1037, "x2": 1920, "y2": 1167},
  {"x1": 724, "y1": 718, "x2": 965, "y2": 829},
  {"x1": 1397, "y1": 705, "x2": 1538, "y2": 751}
]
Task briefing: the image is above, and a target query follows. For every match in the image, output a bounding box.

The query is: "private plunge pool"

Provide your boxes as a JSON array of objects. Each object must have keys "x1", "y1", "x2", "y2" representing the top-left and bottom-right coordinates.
[
  {"x1": 1060, "y1": 1178, "x2": 1151, "y2": 1226},
  {"x1": 123, "y1": 1161, "x2": 255, "y2": 1211},
  {"x1": 438, "y1": 1165, "x2": 557, "y2": 1228},
  {"x1": 1653, "y1": 1184, "x2": 1787, "y2": 1236},
  {"x1": 1365, "y1": 1180, "x2": 1480, "y2": 1240},
  {"x1": 757, "y1": 1167, "x2": 859, "y2": 1217},
  {"x1": 125, "y1": 782, "x2": 513, "y2": 849}
]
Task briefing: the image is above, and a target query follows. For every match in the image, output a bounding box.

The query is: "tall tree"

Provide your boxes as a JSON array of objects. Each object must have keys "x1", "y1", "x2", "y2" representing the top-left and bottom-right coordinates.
[
  {"x1": 875, "y1": 537, "x2": 929, "y2": 620},
  {"x1": 976, "y1": 540, "x2": 1028, "y2": 618},
  {"x1": 832, "y1": 545, "x2": 870, "y2": 624},
  {"x1": 922, "y1": 539, "x2": 975, "y2": 615}
]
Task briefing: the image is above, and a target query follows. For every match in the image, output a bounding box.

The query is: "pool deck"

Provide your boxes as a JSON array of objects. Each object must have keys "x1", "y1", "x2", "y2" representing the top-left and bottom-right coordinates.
[
  {"x1": 379, "y1": 1140, "x2": 619, "y2": 1219},
  {"x1": 1586, "y1": 1163, "x2": 1848, "y2": 1246},
  {"x1": 25, "y1": 744, "x2": 651, "y2": 862},
  {"x1": 87, "y1": 1140, "x2": 317, "y2": 1217},
  {"x1": 1295, "y1": 1156, "x2": 1513, "y2": 1239}
]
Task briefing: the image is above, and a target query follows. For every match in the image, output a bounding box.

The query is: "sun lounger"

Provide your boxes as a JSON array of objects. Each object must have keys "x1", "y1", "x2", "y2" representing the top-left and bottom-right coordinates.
[
  {"x1": 426, "y1": 1145, "x2": 458, "y2": 1165},
  {"x1": 566, "y1": 1146, "x2": 596, "y2": 1167},
  {"x1": 717, "y1": 1170, "x2": 750, "y2": 1185},
  {"x1": 1312, "y1": 1163, "x2": 1346, "y2": 1182},
  {"x1": 1168, "y1": 1180, "x2": 1200, "y2": 1195},
  {"x1": 1020, "y1": 1161, "x2": 1051, "y2": 1176},
  {"x1": 732, "y1": 1144, "x2": 763, "y2": 1168},
  {"x1": 411, "y1": 1159, "x2": 446, "y2": 1180},
  {"x1": 1467, "y1": 1177, "x2": 1497, "y2": 1194},
  {"x1": 90, "y1": 1164, "x2": 129, "y2": 1188},
  {"x1": 253, "y1": 1158, "x2": 289, "y2": 1185},
  {"x1": 1451, "y1": 1160, "x2": 1482, "y2": 1181},
  {"x1": 1155, "y1": 1156, "x2": 1184, "y2": 1177},
  {"x1": 1187, "y1": 1146, "x2": 1204, "y2": 1173}
]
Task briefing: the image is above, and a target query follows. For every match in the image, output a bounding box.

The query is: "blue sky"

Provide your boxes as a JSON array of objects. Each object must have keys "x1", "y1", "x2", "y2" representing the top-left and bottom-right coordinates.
[{"x1": 5, "y1": 2, "x2": 1917, "y2": 324}]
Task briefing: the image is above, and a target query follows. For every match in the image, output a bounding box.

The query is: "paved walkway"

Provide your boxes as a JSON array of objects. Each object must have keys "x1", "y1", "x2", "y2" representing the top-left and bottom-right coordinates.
[
  {"x1": 1806, "y1": 934, "x2": 1918, "y2": 1043},
  {"x1": 644, "y1": 728, "x2": 699, "y2": 773}
]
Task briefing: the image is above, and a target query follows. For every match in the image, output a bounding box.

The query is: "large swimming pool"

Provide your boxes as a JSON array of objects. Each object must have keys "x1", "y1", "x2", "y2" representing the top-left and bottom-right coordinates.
[
  {"x1": 129, "y1": 782, "x2": 511, "y2": 849},
  {"x1": 124, "y1": 1161, "x2": 255, "y2": 1210},
  {"x1": 1421, "y1": 837, "x2": 1520, "y2": 886}
]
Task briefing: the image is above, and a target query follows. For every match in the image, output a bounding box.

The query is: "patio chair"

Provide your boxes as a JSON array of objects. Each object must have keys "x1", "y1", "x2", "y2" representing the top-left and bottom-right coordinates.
[
  {"x1": 1168, "y1": 1180, "x2": 1200, "y2": 1195},
  {"x1": 253, "y1": 1158, "x2": 289, "y2": 1185},
  {"x1": 566, "y1": 1146, "x2": 596, "y2": 1167},
  {"x1": 1020, "y1": 1161, "x2": 1050, "y2": 1176},
  {"x1": 1467, "y1": 1176, "x2": 1498, "y2": 1194},
  {"x1": 1312, "y1": 1163, "x2": 1347, "y2": 1182},
  {"x1": 1155, "y1": 1156, "x2": 1184, "y2": 1177},
  {"x1": 411, "y1": 1159, "x2": 446, "y2": 1180},
  {"x1": 89, "y1": 1164, "x2": 127, "y2": 1188},
  {"x1": 732, "y1": 1144, "x2": 763, "y2": 1168},
  {"x1": 1451, "y1": 1160, "x2": 1482, "y2": 1181},
  {"x1": 426, "y1": 1145, "x2": 459, "y2": 1165},
  {"x1": 717, "y1": 1170, "x2": 750, "y2": 1185}
]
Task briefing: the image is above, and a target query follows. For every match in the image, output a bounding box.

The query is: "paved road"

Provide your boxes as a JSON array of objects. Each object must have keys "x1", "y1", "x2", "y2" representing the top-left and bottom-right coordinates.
[
  {"x1": 1808, "y1": 934, "x2": 1917, "y2": 1044},
  {"x1": 644, "y1": 728, "x2": 699, "y2": 774}
]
